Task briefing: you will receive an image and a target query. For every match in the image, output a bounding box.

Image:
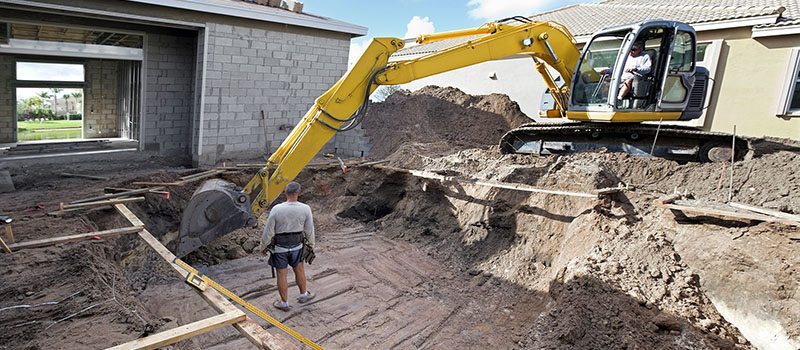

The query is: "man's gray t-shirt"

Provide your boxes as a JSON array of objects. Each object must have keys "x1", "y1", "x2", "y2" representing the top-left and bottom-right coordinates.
[{"x1": 260, "y1": 201, "x2": 315, "y2": 253}]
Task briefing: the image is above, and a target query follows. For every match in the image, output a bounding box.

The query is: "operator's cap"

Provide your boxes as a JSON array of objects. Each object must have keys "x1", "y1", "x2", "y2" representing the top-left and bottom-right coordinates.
[{"x1": 285, "y1": 181, "x2": 301, "y2": 194}]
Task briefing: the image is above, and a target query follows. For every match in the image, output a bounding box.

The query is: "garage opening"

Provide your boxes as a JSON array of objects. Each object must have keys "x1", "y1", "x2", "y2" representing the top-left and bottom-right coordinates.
[{"x1": 16, "y1": 62, "x2": 85, "y2": 142}]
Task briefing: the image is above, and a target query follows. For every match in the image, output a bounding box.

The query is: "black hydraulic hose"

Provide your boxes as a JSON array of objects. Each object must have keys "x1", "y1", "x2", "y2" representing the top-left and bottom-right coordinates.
[{"x1": 318, "y1": 66, "x2": 388, "y2": 132}]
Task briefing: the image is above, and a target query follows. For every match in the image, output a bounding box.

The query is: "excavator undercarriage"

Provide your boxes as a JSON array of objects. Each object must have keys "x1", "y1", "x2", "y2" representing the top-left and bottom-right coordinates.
[{"x1": 501, "y1": 123, "x2": 751, "y2": 163}]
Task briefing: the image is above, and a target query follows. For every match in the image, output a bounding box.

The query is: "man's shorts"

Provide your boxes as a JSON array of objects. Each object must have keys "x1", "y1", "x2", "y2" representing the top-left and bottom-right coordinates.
[{"x1": 270, "y1": 248, "x2": 302, "y2": 269}]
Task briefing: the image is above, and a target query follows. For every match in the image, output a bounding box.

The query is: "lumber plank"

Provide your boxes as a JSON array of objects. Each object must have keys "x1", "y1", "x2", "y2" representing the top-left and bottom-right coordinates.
[
  {"x1": 655, "y1": 202, "x2": 800, "y2": 226},
  {"x1": 180, "y1": 169, "x2": 222, "y2": 181},
  {"x1": 178, "y1": 169, "x2": 227, "y2": 184},
  {"x1": 5, "y1": 225, "x2": 13, "y2": 244},
  {"x1": 62, "y1": 197, "x2": 145, "y2": 210},
  {"x1": 728, "y1": 202, "x2": 800, "y2": 222},
  {"x1": 105, "y1": 311, "x2": 246, "y2": 350},
  {"x1": 8, "y1": 227, "x2": 142, "y2": 250},
  {"x1": 60, "y1": 172, "x2": 110, "y2": 181},
  {"x1": 131, "y1": 181, "x2": 184, "y2": 187},
  {"x1": 654, "y1": 193, "x2": 684, "y2": 205},
  {"x1": 70, "y1": 187, "x2": 165, "y2": 205},
  {"x1": 113, "y1": 204, "x2": 297, "y2": 350},
  {"x1": 375, "y1": 165, "x2": 600, "y2": 198},
  {"x1": 0, "y1": 235, "x2": 11, "y2": 253}
]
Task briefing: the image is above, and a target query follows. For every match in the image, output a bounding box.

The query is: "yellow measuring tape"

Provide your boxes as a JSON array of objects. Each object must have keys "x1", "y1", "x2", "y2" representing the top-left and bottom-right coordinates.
[{"x1": 174, "y1": 258, "x2": 323, "y2": 350}]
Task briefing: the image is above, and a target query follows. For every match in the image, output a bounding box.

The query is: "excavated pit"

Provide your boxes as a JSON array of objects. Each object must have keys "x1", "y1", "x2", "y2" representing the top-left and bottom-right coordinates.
[{"x1": 1, "y1": 87, "x2": 798, "y2": 349}]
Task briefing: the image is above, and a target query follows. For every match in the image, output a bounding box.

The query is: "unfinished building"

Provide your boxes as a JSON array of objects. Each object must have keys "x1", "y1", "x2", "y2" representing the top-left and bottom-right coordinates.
[{"x1": 0, "y1": 0, "x2": 368, "y2": 163}]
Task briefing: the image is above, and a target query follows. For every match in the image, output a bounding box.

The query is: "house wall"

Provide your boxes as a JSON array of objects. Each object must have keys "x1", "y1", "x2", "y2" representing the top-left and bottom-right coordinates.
[
  {"x1": 699, "y1": 28, "x2": 800, "y2": 140},
  {"x1": 0, "y1": 55, "x2": 14, "y2": 145},
  {"x1": 143, "y1": 33, "x2": 196, "y2": 156},
  {"x1": 198, "y1": 21, "x2": 351, "y2": 164},
  {"x1": 83, "y1": 59, "x2": 119, "y2": 138}
]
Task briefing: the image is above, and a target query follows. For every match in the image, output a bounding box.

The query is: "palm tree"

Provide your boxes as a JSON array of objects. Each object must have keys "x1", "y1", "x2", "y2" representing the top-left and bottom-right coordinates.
[
  {"x1": 63, "y1": 93, "x2": 72, "y2": 114},
  {"x1": 36, "y1": 91, "x2": 52, "y2": 117},
  {"x1": 71, "y1": 92, "x2": 82, "y2": 115},
  {"x1": 49, "y1": 88, "x2": 63, "y2": 118}
]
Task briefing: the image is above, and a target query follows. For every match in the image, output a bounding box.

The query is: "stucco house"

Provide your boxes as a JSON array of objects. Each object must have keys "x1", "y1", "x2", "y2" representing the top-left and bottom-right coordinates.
[
  {"x1": 395, "y1": 0, "x2": 800, "y2": 141},
  {"x1": 0, "y1": 0, "x2": 368, "y2": 164}
]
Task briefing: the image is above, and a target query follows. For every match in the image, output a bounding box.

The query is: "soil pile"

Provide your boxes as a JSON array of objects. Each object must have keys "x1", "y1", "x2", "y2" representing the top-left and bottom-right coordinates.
[{"x1": 362, "y1": 86, "x2": 530, "y2": 159}]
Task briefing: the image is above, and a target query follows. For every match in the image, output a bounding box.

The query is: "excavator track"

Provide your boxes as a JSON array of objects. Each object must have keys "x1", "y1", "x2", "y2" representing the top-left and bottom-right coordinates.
[{"x1": 499, "y1": 122, "x2": 751, "y2": 162}]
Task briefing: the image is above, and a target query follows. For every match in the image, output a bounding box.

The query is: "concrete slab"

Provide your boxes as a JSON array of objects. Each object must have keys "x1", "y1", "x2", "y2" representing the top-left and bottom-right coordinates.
[{"x1": 0, "y1": 171, "x2": 13, "y2": 193}]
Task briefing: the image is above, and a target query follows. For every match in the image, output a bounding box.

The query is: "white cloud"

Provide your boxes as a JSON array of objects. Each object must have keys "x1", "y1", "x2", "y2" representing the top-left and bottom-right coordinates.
[
  {"x1": 467, "y1": 0, "x2": 556, "y2": 20},
  {"x1": 404, "y1": 16, "x2": 435, "y2": 39},
  {"x1": 348, "y1": 38, "x2": 371, "y2": 68}
]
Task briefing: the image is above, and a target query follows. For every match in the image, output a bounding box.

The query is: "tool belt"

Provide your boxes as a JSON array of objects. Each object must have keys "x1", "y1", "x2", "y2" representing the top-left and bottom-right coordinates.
[
  {"x1": 274, "y1": 231, "x2": 303, "y2": 248},
  {"x1": 301, "y1": 238, "x2": 315, "y2": 264}
]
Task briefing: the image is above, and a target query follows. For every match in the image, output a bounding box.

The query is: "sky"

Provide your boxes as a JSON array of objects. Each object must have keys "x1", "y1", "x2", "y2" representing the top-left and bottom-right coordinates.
[{"x1": 300, "y1": 0, "x2": 588, "y2": 65}]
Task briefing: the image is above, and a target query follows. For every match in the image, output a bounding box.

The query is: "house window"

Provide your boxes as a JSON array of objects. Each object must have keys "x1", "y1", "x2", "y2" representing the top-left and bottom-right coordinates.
[{"x1": 779, "y1": 49, "x2": 800, "y2": 116}]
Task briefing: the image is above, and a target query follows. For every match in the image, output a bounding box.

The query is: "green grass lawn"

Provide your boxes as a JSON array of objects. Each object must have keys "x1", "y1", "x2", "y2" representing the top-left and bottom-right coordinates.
[{"x1": 17, "y1": 120, "x2": 82, "y2": 141}]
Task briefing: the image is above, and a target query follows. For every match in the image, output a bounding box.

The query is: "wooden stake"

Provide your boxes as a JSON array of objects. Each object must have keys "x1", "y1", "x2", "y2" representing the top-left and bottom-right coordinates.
[
  {"x1": 105, "y1": 311, "x2": 246, "y2": 350},
  {"x1": 4, "y1": 225, "x2": 13, "y2": 244},
  {"x1": 728, "y1": 125, "x2": 736, "y2": 202},
  {"x1": 8, "y1": 226, "x2": 142, "y2": 251},
  {"x1": 0, "y1": 235, "x2": 11, "y2": 253}
]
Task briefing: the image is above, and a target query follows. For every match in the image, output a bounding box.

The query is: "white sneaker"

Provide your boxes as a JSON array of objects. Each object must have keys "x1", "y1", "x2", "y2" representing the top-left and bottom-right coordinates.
[{"x1": 297, "y1": 291, "x2": 315, "y2": 304}]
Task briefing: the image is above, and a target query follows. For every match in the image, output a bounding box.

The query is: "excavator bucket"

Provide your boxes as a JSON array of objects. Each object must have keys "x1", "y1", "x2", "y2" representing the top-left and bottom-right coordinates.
[{"x1": 176, "y1": 179, "x2": 258, "y2": 257}]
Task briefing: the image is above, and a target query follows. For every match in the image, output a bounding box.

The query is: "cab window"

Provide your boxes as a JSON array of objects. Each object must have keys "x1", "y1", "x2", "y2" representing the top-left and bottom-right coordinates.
[{"x1": 669, "y1": 31, "x2": 695, "y2": 72}]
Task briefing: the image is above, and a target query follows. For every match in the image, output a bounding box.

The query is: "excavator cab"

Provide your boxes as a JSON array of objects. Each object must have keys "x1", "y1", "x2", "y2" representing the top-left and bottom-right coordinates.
[{"x1": 567, "y1": 20, "x2": 707, "y2": 122}]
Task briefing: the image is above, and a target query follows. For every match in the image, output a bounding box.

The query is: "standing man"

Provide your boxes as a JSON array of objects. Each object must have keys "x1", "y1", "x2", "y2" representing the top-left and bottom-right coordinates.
[{"x1": 259, "y1": 181, "x2": 316, "y2": 311}]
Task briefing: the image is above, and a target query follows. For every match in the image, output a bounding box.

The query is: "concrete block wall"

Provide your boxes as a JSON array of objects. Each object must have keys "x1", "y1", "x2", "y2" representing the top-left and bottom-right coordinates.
[
  {"x1": 198, "y1": 22, "x2": 356, "y2": 164},
  {"x1": 143, "y1": 33, "x2": 196, "y2": 155},
  {"x1": 83, "y1": 59, "x2": 119, "y2": 138},
  {"x1": 324, "y1": 125, "x2": 371, "y2": 157},
  {"x1": 0, "y1": 55, "x2": 14, "y2": 144}
]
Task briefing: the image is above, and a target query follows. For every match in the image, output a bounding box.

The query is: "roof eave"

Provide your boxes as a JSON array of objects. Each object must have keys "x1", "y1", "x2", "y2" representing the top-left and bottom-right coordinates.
[
  {"x1": 126, "y1": 0, "x2": 368, "y2": 36},
  {"x1": 752, "y1": 23, "x2": 800, "y2": 38},
  {"x1": 571, "y1": 14, "x2": 781, "y2": 44}
]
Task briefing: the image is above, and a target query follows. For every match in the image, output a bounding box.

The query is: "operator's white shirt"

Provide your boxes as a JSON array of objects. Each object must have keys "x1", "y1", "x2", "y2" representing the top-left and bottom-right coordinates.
[{"x1": 621, "y1": 53, "x2": 652, "y2": 81}]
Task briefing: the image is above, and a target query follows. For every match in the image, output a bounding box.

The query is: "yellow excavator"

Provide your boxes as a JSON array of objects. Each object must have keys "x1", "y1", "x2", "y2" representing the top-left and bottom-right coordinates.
[{"x1": 176, "y1": 17, "x2": 747, "y2": 256}]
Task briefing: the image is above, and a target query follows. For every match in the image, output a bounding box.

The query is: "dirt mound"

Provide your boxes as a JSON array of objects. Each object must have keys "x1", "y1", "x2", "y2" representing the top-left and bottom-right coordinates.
[{"x1": 362, "y1": 86, "x2": 530, "y2": 159}]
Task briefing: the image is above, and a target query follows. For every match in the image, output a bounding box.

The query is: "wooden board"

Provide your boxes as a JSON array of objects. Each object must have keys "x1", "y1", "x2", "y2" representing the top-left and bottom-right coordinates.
[
  {"x1": 655, "y1": 201, "x2": 800, "y2": 226},
  {"x1": 71, "y1": 187, "x2": 165, "y2": 205},
  {"x1": 4, "y1": 225, "x2": 13, "y2": 244},
  {"x1": 728, "y1": 202, "x2": 800, "y2": 223},
  {"x1": 113, "y1": 204, "x2": 297, "y2": 350},
  {"x1": 0, "y1": 235, "x2": 11, "y2": 253},
  {"x1": 106, "y1": 311, "x2": 246, "y2": 350},
  {"x1": 8, "y1": 227, "x2": 142, "y2": 251},
  {"x1": 375, "y1": 165, "x2": 608, "y2": 199},
  {"x1": 62, "y1": 197, "x2": 145, "y2": 210}
]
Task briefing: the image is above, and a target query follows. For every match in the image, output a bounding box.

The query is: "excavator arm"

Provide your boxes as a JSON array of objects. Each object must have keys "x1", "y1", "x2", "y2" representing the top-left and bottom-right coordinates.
[{"x1": 176, "y1": 19, "x2": 581, "y2": 257}]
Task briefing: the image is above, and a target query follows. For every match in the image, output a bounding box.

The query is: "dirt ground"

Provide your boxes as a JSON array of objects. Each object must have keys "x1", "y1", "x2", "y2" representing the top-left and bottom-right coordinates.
[{"x1": 1, "y1": 87, "x2": 799, "y2": 349}]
